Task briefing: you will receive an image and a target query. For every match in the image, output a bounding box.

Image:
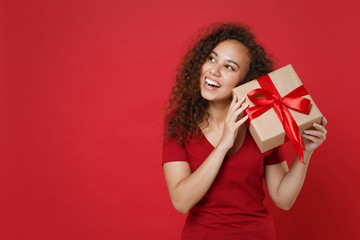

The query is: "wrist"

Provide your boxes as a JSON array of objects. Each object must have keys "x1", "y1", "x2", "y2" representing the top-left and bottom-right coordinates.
[
  {"x1": 215, "y1": 142, "x2": 231, "y2": 153},
  {"x1": 301, "y1": 150, "x2": 313, "y2": 164},
  {"x1": 303, "y1": 150, "x2": 313, "y2": 158}
]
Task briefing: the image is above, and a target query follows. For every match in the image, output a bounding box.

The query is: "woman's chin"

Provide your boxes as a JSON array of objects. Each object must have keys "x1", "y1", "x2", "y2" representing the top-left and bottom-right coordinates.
[{"x1": 202, "y1": 94, "x2": 232, "y2": 104}]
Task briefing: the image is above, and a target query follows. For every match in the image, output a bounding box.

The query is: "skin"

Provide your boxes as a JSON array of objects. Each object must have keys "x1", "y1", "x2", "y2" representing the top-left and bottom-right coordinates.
[{"x1": 163, "y1": 40, "x2": 327, "y2": 214}]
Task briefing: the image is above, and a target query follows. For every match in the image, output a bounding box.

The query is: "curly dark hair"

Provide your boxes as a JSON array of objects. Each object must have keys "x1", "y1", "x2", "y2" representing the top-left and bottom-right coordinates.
[{"x1": 164, "y1": 22, "x2": 274, "y2": 143}]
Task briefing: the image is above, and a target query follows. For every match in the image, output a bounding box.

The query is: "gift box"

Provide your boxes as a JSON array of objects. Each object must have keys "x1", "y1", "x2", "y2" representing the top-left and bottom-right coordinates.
[{"x1": 232, "y1": 64, "x2": 323, "y2": 161}]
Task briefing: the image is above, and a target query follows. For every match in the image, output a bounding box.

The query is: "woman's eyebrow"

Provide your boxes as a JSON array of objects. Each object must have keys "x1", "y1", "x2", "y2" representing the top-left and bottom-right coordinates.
[
  {"x1": 227, "y1": 60, "x2": 240, "y2": 69},
  {"x1": 211, "y1": 51, "x2": 218, "y2": 56},
  {"x1": 211, "y1": 51, "x2": 240, "y2": 69}
]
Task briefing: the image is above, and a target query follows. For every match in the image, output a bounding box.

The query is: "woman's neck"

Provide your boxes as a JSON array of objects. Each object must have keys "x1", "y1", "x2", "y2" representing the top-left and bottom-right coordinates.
[{"x1": 206, "y1": 100, "x2": 231, "y2": 128}]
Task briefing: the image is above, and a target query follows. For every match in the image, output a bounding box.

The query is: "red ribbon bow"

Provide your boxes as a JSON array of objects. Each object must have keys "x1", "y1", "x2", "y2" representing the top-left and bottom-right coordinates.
[{"x1": 245, "y1": 74, "x2": 311, "y2": 163}]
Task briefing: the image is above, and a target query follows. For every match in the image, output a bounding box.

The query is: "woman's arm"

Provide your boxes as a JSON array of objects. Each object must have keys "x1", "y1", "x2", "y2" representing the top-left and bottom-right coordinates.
[
  {"x1": 163, "y1": 146, "x2": 228, "y2": 214},
  {"x1": 265, "y1": 117, "x2": 327, "y2": 210},
  {"x1": 163, "y1": 95, "x2": 248, "y2": 214}
]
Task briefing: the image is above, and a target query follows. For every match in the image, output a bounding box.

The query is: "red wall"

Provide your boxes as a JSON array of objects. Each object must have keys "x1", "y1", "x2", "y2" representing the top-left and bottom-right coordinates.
[{"x1": 1, "y1": 0, "x2": 359, "y2": 239}]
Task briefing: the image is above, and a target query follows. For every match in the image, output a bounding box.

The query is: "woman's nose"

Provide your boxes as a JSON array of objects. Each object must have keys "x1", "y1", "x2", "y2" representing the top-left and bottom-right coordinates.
[{"x1": 210, "y1": 64, "x2": 221, "y2": 76}]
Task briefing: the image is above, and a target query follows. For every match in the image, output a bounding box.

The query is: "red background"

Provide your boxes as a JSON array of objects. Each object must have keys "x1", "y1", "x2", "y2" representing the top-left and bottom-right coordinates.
[{"x1": 1, "y1": 0, "x2": 359, "y2": 239}]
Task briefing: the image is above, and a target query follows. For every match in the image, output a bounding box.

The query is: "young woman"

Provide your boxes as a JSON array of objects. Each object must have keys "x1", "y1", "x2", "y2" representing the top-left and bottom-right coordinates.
[{"x1": 162, "y1": 23, "x2": 327, "y2": 240}]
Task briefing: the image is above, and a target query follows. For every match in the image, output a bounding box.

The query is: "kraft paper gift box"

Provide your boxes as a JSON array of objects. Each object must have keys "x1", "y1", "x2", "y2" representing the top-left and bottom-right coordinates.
[{"x1": 232, "y1": 64, "x2": 323, "y2": 160}]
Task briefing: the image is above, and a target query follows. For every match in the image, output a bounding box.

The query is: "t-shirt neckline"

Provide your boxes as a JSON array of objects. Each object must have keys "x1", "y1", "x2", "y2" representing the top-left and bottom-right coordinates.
[{"x1": 200, "y1": 128, "x2": 249, "y2": 158}]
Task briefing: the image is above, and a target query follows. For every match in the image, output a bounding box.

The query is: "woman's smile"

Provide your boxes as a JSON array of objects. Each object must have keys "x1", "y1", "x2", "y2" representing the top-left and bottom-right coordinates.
[{"x1": 204, "y1": 77, "x2": 222, "y2": 89}]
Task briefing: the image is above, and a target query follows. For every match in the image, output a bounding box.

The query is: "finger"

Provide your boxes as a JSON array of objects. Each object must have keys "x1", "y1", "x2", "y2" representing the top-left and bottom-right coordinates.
[
  {"x1": 229, "y1": 94, "x2": 238, "y2": 109},
  {"x1": 229, "y1": 103, "x2": 249, "y2": 122},
  {"x1": 313, "y1": 122, "x2": 327, "y2": 135},
  {"x1": 232, "y1": 96, "x2": 246, "y2": 110},
  {"x1": 303, "y1": 130, "x2": 326, "y2": 140},
  {"x1": 302, "y1": 133, "x2": 320, "y2": 143},
  {"x1": 227, "y1": 96, "x2": 238, "y2": 121},
  {"x1": 234, "y1": 115, "x2": 249, "y2": 128},
  {"x1": 321, "y1": 117, "x2": 327, "y2": 127},
  {"x1": 227, "y1": 97, "x2": 245, "y2": 119}
]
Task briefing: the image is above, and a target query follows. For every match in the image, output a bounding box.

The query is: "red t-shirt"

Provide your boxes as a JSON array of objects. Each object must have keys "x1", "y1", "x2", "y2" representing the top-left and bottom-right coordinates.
[{"x1": 162, "y1": 129, "x2": 285, "y2": 240}]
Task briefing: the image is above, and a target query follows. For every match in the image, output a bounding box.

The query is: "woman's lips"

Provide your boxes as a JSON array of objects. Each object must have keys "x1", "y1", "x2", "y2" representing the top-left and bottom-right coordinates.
[{"x1": 204, "y1": 77, "x2": 221, "y2": 90}]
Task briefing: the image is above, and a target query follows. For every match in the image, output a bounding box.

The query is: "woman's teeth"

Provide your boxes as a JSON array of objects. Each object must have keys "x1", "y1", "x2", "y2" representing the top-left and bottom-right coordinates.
[{"x1": 205, "y1": 78, "x2": 221, "y2": 88}]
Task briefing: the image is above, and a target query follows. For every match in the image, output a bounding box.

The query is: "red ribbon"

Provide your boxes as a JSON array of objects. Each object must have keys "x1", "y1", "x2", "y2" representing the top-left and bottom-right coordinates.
[{"x1": 245, "y1": 74, "x2": 311, "y2": 163}]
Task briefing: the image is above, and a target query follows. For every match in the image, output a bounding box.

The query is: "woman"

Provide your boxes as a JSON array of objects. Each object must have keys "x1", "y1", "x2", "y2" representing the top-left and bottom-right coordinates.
[{"x1": 162, "y1": 23, "x2": 327, "y2": 240}]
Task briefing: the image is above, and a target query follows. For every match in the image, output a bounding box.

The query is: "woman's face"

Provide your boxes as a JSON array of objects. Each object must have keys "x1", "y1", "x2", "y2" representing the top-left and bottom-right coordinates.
[{"x1": 200, "y1": 39, "x2": 251, "y2": 103}]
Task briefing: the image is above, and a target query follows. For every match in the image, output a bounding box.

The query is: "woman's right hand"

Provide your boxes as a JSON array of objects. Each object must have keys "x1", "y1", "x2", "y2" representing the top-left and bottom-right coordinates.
[
  {"x1": 217, "y1": 95, "x2": 249, "y2": 151},
  {"x1": 163, "y1": 94, "x2": 249, "y2": 214}
]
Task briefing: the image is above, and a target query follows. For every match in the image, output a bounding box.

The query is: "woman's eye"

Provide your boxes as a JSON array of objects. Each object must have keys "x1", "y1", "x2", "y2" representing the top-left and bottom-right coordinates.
[
  {"x1": 226, "y1": 65, "x2": 234, "y2": 71},
  {"x1": 208, "y1": 56, "x2": 215, "y2": 62}
]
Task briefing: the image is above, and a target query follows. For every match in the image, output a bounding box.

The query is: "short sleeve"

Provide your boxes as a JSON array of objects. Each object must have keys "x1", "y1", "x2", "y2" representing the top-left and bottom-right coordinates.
[
  {"x1": 264, "y1": 145, "x2": 286, "y2": 165},
  {"x1": 162, "y1": 125, "x2": 189, "y2": 165}
]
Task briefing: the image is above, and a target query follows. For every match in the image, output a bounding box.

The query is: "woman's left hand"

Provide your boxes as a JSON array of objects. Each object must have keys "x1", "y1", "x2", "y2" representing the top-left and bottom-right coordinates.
[{"x1": 302, "y1": 117, "x2": 327, "y2": 153}]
